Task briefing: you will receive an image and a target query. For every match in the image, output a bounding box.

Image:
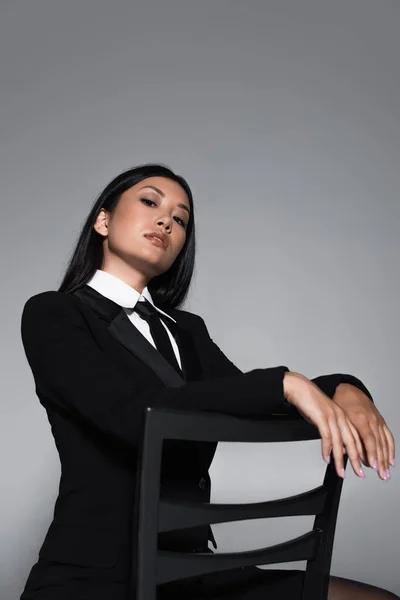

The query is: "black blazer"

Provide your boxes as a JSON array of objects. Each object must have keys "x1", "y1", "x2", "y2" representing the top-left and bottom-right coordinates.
[{"x1": 20, "y1": 284, "x2": 373, "y2": 585}]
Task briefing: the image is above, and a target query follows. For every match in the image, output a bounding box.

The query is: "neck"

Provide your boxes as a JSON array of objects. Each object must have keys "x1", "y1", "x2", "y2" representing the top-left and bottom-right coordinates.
[{"x1": 99, "y1": 262, "x2": 150, "y2": 295}]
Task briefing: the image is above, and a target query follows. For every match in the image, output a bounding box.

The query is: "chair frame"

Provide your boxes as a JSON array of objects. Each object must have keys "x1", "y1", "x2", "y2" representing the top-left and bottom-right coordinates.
[{"x1": 131, "y1": 407, "x2": 347, "y2": 600}]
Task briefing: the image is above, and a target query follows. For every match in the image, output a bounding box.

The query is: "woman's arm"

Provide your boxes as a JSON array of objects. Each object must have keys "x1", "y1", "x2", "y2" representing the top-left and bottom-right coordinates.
[{"x1": 21, "y1": 292, "x2": 297, "y2": 449}]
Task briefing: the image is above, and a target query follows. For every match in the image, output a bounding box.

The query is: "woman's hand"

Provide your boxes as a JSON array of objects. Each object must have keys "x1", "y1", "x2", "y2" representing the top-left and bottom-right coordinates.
[
  {"x1": 332, "y1": 383, "x2": 395, "y2": 481},
  {"x1": 283, "y1": 372, "x2": 366, "y2": 480}
]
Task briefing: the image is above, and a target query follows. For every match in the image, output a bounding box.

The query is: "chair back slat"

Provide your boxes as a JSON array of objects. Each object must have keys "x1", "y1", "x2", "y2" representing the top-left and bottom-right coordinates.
[
  {"x1": 147, "y1": 409, "x2": 320, "y2": 443},
  {"x1": 157, "y1": 529, "x2": 322, "y2": 584},
  {"x1": 159, "y1": 485, "x2": 327, "y2": 531}
]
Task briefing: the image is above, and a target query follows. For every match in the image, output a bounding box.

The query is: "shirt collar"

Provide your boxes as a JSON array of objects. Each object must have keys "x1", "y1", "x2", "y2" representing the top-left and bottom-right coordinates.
[{"x1": 86, "y1": 270, "x2": 176, "y2": 323}]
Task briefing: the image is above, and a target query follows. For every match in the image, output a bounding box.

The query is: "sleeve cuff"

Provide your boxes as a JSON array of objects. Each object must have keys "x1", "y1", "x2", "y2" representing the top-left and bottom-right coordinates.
[{"x1": 312, "y1": 373, "x2": 374, "y2": 403}]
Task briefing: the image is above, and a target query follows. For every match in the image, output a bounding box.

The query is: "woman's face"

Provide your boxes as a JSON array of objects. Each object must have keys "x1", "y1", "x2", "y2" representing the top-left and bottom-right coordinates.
[{"x1": 94, "y1": 176, "x2": 191, "y2": 289}]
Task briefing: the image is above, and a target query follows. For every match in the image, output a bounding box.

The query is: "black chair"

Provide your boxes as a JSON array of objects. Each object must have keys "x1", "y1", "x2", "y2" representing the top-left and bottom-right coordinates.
[{"x1": 132, "y1": 407, "x2": 348, "y2": 600}]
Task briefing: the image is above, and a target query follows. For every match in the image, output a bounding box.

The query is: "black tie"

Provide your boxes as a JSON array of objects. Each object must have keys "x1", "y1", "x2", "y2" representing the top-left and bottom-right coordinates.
[{"x1": 133, "y1": 299, "x2": 182, "y2": 376}]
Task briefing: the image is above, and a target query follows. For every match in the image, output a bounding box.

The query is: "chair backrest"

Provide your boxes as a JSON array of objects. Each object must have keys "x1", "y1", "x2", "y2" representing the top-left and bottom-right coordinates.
[{"x1": 131, "y1": 407, "x2": 348, "y2": 600}]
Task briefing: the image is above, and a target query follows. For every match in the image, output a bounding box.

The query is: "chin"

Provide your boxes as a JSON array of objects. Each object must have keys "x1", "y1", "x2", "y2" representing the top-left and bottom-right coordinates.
[{"x1": 140, "y1": 257, "x2": 170, "y2": 277}]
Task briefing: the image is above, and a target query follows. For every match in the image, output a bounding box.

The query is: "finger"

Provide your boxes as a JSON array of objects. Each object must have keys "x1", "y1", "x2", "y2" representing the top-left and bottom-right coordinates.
[
  {"x1": 383, "y1": 424, "x2": 395, "y2": 467},
  {"x1": 347, "y1": 420, "x2": 364, "y2": 460},
  {"x1": 354, "y1": 417, "x2": 378, "y2": 472},
  {"x1": 339, "y1": 417, "x2": 364, "y2": 479},
  {"x1": 355, "y1": 434, "x2": 370, "y2": 467},
  {"x1": 319, "y1": 421, "x2": 333, "y2": 465},
  {"x1": 379, "y1": 424, "x2": 389, "y2": 471},
  {"x1": 329, "y1": 418, "x2": 346, "y2": 478},
  {"x1": 378, "y1": 426, "x2": 390, "y2": 480},
  {"x1": 371, "y1": 423, "x2": 386, "y2": 481},
  {"x1": 346, "y1": 420, "x2": 366, "y2": 477}
]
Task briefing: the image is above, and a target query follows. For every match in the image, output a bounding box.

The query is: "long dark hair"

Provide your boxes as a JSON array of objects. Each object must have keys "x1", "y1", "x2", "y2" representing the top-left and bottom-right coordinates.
[{"x1": 58, "y1": 163, "x2": 196, "y2": 309}]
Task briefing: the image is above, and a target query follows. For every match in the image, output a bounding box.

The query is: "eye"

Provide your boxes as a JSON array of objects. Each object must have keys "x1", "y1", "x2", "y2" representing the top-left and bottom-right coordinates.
[
  {"x1": 140, "y1": 198, "x2": 157, "y2": 207},
  {"x1": 174, "y1": 216, "x2": 187, "y2": 229}
]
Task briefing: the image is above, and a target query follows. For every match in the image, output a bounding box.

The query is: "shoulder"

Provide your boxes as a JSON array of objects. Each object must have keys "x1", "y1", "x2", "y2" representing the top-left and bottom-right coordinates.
[
  {"x1": 164, "y1": 306, "x2": 206, "y2": 332},
  {"x1": 22, "y1": 290, "x2": 83, "y2": 323},
  {"x1": 23, "y1": 290, "x2": 80, "y2": 310},
  {"x1": 21, "y1": 291, "x2": 94, "y2": 355}
]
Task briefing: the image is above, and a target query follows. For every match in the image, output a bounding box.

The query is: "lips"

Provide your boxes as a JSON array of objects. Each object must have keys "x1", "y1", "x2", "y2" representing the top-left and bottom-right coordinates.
[{"x1": 144, "y1": 233, "x2": 167, "y2": 249}]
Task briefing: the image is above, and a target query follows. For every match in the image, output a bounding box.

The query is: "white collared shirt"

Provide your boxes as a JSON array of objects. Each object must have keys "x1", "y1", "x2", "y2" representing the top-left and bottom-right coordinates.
[{"x1": 86, "y1": 270, "x2": 182, "y2": 369}]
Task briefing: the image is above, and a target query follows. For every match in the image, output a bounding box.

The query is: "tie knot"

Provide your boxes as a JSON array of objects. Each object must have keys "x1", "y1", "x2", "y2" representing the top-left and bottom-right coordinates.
[{"x1": 133, "y1": 298, "x2": 161, "y2": 322}]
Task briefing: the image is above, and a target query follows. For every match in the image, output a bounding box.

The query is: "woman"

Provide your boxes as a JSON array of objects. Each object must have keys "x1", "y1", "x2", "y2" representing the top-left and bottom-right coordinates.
[{"x1": 20, "y1": 164, "x2": 397, "y2": 600}]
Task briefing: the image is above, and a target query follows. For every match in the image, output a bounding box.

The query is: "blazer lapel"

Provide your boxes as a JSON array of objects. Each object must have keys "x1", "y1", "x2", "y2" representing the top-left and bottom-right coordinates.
[
  {"x1": 72, "y1": 285, "x2": 202, "y2": 387},
  {"x1": 109, "y1": 308, "x2": 185, "y2": 388}
]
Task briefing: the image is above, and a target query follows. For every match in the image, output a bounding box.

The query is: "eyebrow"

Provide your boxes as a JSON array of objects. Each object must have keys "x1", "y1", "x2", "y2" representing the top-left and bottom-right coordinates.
[{"x1": 138, "y1": 185, "x2": 191, "y2": 215}]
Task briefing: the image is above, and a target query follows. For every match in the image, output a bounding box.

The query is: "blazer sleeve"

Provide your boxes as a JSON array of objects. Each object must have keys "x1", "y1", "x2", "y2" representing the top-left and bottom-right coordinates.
[
  {"x1": 21, "y1": 292, "x2": 297, "y2": 448},
  {"x1": 311, "y1": 375, "x2": 374, "y2": 402},
  {"x1": 196, "y1": 316, "x2": 374, "y2": 404}
]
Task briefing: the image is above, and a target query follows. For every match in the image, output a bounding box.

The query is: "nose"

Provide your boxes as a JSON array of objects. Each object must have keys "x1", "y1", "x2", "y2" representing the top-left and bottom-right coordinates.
[{"x1": 156, "y1": 215, "x2": 172, "y2": 231}]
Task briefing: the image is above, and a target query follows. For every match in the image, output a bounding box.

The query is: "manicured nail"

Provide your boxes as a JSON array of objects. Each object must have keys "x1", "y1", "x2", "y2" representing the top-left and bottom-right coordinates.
[
  {"x1": 340, "y1": 468, "x2": 346, "y2": 479},
  {"x1": 371, "y1": 459, "x2": 378, "y2": 470},
  {"x1": 389, "y1": 458, "x2": 395, "y2": 467},
  {"x1": 359, "y1": 468, "x2": 365, "y2": 478},
  {"x1": 386, "y1": 470, "x2": 391, "y2": 480},
  {"x1": 325, "y1": 455, "x2": 331, "y2": 464}
]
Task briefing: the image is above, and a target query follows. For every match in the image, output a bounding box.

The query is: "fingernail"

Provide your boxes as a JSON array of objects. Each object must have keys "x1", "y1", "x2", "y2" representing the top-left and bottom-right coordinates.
[
  {"x1": 340, "y1": 468, "x2": 346, "y2": 479},
  {"x1": 325, "y1": 455, "x2": 331, "y2": 464},
  {"x1": 390, "y1": 458, "x2": 395, "y2": 467},
  {"x1": 359, "y1": 468, "x2": 365, "y2": 478},
  {"x1": 386, "y1": 470, "x2": 391, "y2": 480},
  {"x1": 371, "y1": 459, "x2": 378, "y2": 470}
]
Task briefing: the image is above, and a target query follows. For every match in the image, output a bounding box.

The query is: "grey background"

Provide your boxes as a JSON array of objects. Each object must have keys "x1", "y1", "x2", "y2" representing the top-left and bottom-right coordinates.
[{"x1": 1, "y1": 1, "x2": 399, "y2": 598}]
